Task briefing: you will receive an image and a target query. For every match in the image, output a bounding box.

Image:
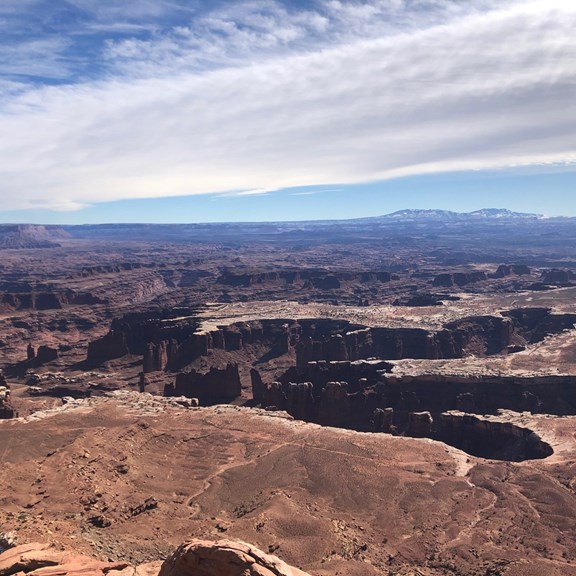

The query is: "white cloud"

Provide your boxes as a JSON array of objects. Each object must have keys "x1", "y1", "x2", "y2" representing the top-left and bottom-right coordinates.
[
  {"x1": 0, "y1": 0, "x2": 575, "y2": 211},
  {"x1": 0, "y1": 38, "x2": 72, "y2": 80},
  {"x1": 219, "y1": 188, "x2": 280, "y2": 197}
]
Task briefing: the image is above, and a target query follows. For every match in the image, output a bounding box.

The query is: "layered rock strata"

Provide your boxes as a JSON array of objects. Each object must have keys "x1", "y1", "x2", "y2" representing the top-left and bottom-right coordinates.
[{"x1": 87, "y1": 307, "x2": 576, "y2": 375}]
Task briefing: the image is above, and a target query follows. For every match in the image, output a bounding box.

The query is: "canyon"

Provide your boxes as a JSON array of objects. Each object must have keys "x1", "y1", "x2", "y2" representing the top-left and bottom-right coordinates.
[{"x1": 2, "y1": 211, "x2": 576, "y2": 575}]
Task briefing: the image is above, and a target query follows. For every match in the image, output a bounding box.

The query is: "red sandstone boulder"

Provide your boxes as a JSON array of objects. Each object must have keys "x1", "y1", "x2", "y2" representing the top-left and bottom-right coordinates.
[
  {"x1": 0, "y1": 540, "x2": 310, "y2": 576},
  {"x1": 0, "y1": 543, "x2": 130, "y2": 576},
  {"x1": 158, "y1": 539, "x2": 312, "y2": 576}
]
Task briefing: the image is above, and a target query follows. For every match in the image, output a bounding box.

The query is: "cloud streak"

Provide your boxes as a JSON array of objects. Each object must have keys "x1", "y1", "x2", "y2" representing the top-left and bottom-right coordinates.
[{"x1": 0, "y1": 0, "x2": 575, "y2": 212}]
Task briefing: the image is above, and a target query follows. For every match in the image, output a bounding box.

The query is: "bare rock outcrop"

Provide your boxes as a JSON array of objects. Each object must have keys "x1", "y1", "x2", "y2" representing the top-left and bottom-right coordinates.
[
  {"x1": 0, "y1": 542, "x2": 133, "y2": 576},
  {"x1": 371, "y1": 407, "x2": 393, "y2": 432},
  {"x1": 282, "y1": 382, "x2": 315, "y2": 421},
  {"x1": 250, "y1": 368, "x2": 265, "y2": 404},
  {"x1": 405, "y1": 411, "x2": 433, "y2": 438},
  {"x1": 0, "y1": 399, "x2": 12, "y2": 420},
  {"x1": 159, "y1": 539, "x2": 312, "y2": 576},
  {"x1": 382, "y1": 372, "x2": 576, "y2": 416},
  {"x1": 87, "y1": 329, "x2": 129, "y2": 364},
  {"x1": 87, "y1": 307, "x2": 574, "y2": 376},
  {"x1": 261, "y1": 381, "x2": 315, "y2": 421},
  {"x1": 1, "y1": 292, "x2": 64, "y2": 311},
  {"x1": 318, "y1": 381, "x2": 350, "y2": 427},
  {"x1": 165, "y1": 363, "x2": 241, "y2": 404},
  {"x1": 216, "y1": 267, "x2": 390, "y2": 289},
  {"x1": 143, "y1": 339, "x2": 180, "y2": 373},
  {"x1": 432, "y1": 271, "x2": 487, "y2": 287},
  {"x1": 540, "y1": 268, "x2": 576, "y2": 285},
  {"x1": 294, "y1": 315, "x2": 516, "y2": 367},
  {"x1": 35, "y1": 346, "x2": 59, "y2": 366},
  {"x1": 438, "y1": 412, "x2": 553, "y2": 461},
  {"x1": 492, "y1": 264, "x2": 531, "y2": 278},
  {"x1": 0, "y1": 373, "x2": 15, "y2": 419},
  {"x1": 0, "y1": 539, "x2": 311, "y2": 576}
]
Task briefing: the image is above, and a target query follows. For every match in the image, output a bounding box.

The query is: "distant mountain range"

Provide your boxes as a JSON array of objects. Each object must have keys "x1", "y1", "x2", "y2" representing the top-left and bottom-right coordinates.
[
  {"x1": 374, "y1": 208, "x2": 543, "y2": 220},
  {"x1": 0, "y1": 209, "x2": 558, "y2": 248}
]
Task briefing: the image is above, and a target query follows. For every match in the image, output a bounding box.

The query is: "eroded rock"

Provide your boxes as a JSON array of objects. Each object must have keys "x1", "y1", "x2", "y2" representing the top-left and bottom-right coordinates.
[
  {"x1": 0, "y1": 542, "x2": 129, "y2": 576},
  {"x1": 0, "y1": 373, "x2": 15, "y2": 419},
  {"x1": 0, "y1": 539, "x2": 313, "y2": 576},
  {"x1": 165, "y1": 364, "x2": 241, "y2": 405},
  {"x1": 159, "y1": 539, "x2": 312, "y2": 576}
]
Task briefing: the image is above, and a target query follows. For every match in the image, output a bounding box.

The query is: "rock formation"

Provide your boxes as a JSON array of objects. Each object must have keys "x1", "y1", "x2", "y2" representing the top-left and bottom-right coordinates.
[
  {"x1": 86, "y1": 307, "x2": 576, "y2": 380},
  {"x1": 293, "y1": 314, "x2": 527, "y2": 367},
  {"x1": 492, "y1": 264, "x2": 531, "y2": 278},
  {"x1": 405, "y1": 411, "x2": 433, "y2": 438},
  {"x1": 251, "y1": 355, "x2": 575, "y2": 461},
  {"x1": 217, "y1": 268, "x2": 391, "y2": 289},
  {"x1": 0, "y1": 542, "x2": 136, "y2": 576},
  {"x1": 261, "y1": 381, "x2": 285, "y2": 410},
  {"x1": 139, "y1": 371, "x2": 148, "y2": 393},
  {"x1": 250, "y1": 368, "x2": 265, "y2": 404},
  {"x1": 0, "y1": 372, "x2": 15, "y2": 419},
  {"x1": 541, "y1": 269, "x2": 576, "y2": 285},
  {"x1": 0, "y1": 290, "x2": 103, "y2": 312},
  {"x1": 87, "y1": 314, "x2": 295, "y2": 370},
  {"x1": 282, "y1": 382, "x2": 315, "y2": 422},
  {"x1": 1, "y1": 293, "x2": 63, "y2": 311},
  {"x1": 159, "y1": 539, "x2": 312, "y2": 576},
  {"x1": 317, "y1": 381, "x2": 350, "y2": 427},
  {"x1": 432, "y1": 271, "x2": 487, "y2": 287},
  {"x1": 35, "y1": 346, "x2": 59, "y2": 366},
  {"x1": 0, "y1": 539, "x2": 311, "y2": 576},
  {"x1": 87, "y1": 329, "x2": 130, "y2": 364},
  {"x1": 165, "y1": 364, "x2": 241, "y2": 404},
  {"x1": 381, "y1": 372, "x2": 576, "y2": 416},
  {"x1": 438, "y1": 412, "x2": 553, "y2": 461},
  {"x1": 261, "y1": 381, "x2": 315, "y2": 421},
  {"x1": 371, "y1": 407, "x2": 393, "y2": 432},
  {"x1": 143, "y1": 339, "x2": 180, "y2": 373}
]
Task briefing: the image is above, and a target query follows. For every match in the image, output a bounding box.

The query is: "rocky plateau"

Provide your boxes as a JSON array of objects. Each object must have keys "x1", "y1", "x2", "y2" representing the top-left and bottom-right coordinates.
[{"x1": 2, "y1": 211, "x2": 576, "y2": 575}]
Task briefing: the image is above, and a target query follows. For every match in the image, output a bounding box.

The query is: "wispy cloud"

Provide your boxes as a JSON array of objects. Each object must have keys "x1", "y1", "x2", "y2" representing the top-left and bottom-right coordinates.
[
  {"x1": 289, "y1": 189, "x2": 343, "y2": 196},
  {"x1": 0, "y1": 0, "x2": 575, "y2": 212},
  {"x1": 219, "y1": 188, "x2": 280, "y2": 197}
]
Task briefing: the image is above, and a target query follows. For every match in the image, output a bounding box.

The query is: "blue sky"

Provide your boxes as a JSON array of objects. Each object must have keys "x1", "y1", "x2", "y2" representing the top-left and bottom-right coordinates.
[{"x1": 1, "y1": 0, "x2": 575, "y2": 223}]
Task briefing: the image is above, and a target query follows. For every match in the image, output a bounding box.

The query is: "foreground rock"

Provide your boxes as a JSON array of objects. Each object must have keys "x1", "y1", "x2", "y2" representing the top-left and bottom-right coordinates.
[
  {"x1": 159, "y1": 539, "x2": 312, "y2": 576},
  {"x1": 0, "y1": 540, "x2": 310, "y2": 576},
  {"x1": 0, "y1": 542, "x2": 134, "y2": 576}
]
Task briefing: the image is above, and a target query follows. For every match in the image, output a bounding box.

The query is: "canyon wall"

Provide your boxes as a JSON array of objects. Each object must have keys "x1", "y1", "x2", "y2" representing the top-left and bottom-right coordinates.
[
  {"x1": 86, "y1": 308, "x2": 576, "y2": 376},
  {"x1": 217, "y1": 268, "x2": 393, "y2": 288},
  {"x1": 438, "y1": 411, "x2": 553, "y2": 460},
  {"x1": 255, "y1": 363, "x2": 560, "y2": 461},
  {"x1": 262, "y1": 360, "x2": 576, "y2": 424},
  {"x1": 164, "y1": 363, "x2": 241, "y2": 405}
]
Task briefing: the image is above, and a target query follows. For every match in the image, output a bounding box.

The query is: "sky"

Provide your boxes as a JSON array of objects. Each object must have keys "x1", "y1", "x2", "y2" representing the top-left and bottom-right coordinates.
[{"x1": 0, "y1": 0, "x2": 575, "y2": 223}]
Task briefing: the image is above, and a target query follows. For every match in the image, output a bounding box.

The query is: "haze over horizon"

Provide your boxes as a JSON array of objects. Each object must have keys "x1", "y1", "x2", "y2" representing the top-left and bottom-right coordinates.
[{"x1": 1, "y1": 0, "x2": 575, "y2": 223}]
